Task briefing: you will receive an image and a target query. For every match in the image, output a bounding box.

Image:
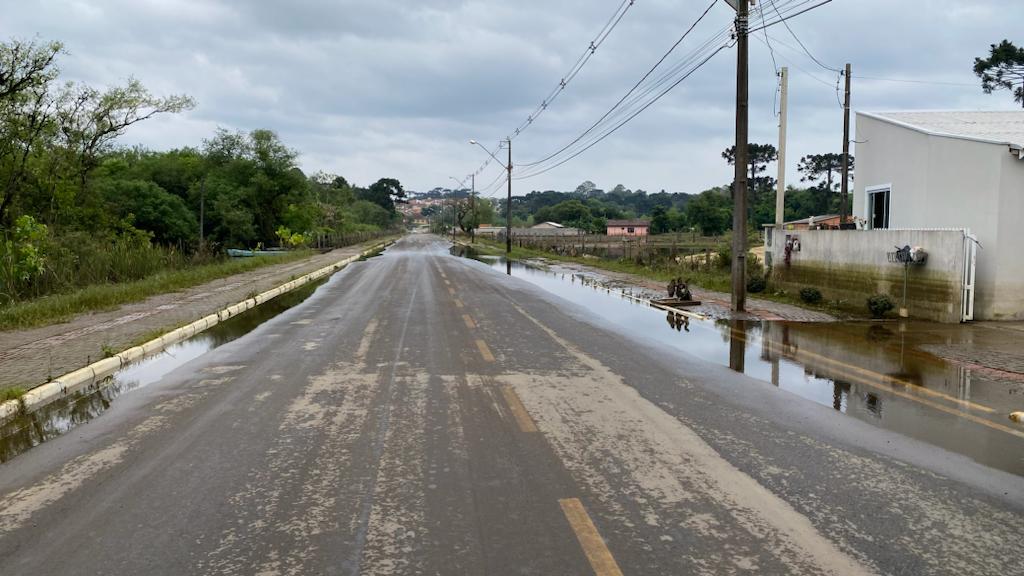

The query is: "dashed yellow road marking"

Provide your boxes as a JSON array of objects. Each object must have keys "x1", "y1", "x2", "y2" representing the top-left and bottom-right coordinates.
[
  {"x1": 463, "y1": 314, "x2": 476, "y2": 329},
  {"x1": 454, "y1": 299, "x2": 464, "y2": 308},
  {"x1": 475, "y1": 339, "x2": 495, "y2": 362},
  {"x1": 501, "y1": 385, "x2": 538, "y2": 432},
  {"x1": 448, "y1": 287, "x2": 456, "y2": 296},
  {"x1": 444, "y1": 279, "x2": 451, "y2": 286},
  {"x1": 559, "y1": 498, "x2": 623, "y2": 576}
]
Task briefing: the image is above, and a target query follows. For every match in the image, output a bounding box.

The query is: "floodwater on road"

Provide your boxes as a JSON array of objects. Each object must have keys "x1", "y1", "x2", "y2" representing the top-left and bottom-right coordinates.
[
  {"x1": 459, "y1": 249, "x2": 1024, "y2": 477},
  {"x1": 0, "y1": 278, "x2": 327, "y2": 463}
]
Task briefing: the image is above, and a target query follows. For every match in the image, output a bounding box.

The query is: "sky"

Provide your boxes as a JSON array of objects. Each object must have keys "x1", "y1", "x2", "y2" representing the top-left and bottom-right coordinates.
[{"x1": 3, "y1": 0, "x2": 1021, "y2": 197}]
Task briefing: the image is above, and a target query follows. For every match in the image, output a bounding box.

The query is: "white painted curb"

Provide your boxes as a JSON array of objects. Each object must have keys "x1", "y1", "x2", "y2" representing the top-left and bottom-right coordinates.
[{"x1": 0, "y1": 240, "x2": 391, "y2": 422}]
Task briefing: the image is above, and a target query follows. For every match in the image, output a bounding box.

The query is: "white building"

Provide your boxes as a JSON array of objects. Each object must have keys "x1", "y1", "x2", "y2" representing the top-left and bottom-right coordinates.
[{"x1": 854, "y1": 110, "x2": 1024, "y2": 320}]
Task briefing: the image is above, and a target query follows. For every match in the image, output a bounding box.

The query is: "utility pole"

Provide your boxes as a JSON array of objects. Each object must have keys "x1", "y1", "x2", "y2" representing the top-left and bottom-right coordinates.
[
  {"x1": 505, "y1": 138, "x2": 512, "y2": 255},
  {"x1": 840, "y1": 63, "x2": 852, "y2": 224},
  {"x1": 730, "y1": 0, "x2": 750, "y2": 312},
  {"x1": 199, "y1": 179, "x2": 206, "y2": 252},
  {"x1": 775, "y1": 67, "x2": 789, "y2": 235},
  {"x1": 470, "y1": 173, "x2": 476, "y2": 243}
]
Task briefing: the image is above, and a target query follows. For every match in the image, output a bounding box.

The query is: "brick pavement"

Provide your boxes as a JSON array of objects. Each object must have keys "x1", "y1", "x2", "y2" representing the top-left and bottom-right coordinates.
[{"x1": 0, "y1": 240, "x2": 386, "y2": 391}]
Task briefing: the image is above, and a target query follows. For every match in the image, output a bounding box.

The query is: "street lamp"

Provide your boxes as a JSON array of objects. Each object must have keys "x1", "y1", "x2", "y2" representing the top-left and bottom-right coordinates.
[{"x1": 469, "y1": 139, "x2": 512, "y2": 254}]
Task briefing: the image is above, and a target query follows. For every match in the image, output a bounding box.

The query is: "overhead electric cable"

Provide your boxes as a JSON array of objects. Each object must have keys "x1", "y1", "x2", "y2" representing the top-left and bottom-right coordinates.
[{"x1": 518, "y1": 0, "x2": 721, "y2": 168}]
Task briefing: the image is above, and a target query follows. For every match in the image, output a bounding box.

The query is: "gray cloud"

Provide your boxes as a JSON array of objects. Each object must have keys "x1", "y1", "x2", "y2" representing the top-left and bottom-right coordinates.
[{"x1": 3, "y1": 0, "x2": 1021, "y2": 194}]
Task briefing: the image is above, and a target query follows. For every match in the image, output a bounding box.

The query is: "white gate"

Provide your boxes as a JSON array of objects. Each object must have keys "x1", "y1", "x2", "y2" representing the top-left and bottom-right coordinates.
[{"x1": 961, "y1": 231, "x2": 978, "y2": 322}]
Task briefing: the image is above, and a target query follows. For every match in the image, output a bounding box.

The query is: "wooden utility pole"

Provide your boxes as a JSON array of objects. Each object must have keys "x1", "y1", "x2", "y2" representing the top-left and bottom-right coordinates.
[
  {"x1": 470, "y1": 173, "x2": 476, "y2": 243},
  {"x1": 840, "y1": 63, "x2": 852, "y2": 224},
  {"x1": 775, "y1": 67, "x2": 789, "y2": 234},
  {"x1": 199, "y1": 179, "x2": 206, "y2": 252},
  {"x1": 730, "y1": 0, "x2": 750, "y2": 312},
  {"x1": 505, "y1": 138, "x2": 512, "y2": 255}
]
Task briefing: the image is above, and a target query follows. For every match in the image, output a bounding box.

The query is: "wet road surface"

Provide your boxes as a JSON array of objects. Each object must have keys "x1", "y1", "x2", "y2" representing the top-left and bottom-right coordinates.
[{"x1": 0, "y1": 234, "x2": 1022, "y2": 575}]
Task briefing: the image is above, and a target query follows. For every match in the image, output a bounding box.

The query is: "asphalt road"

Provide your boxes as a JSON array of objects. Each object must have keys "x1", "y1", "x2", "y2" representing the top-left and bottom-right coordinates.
[{"x1": 1, "y1": 234, "x2": 1022, "y2": 576}]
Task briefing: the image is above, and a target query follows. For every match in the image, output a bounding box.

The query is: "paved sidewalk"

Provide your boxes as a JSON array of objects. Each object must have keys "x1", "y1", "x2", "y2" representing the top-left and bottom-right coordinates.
[
  {"x1": 534, "y1": 259, "x2": 837, "y2": 322},
  {"x1": 0, "y1": 240, "x2": 385, "y2": 391}
]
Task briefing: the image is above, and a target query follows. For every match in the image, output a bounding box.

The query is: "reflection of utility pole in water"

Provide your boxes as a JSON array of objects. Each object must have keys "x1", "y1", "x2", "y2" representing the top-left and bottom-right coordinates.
[
  {"x1": 833, "y1": 380, "x2": 851, "y2": 412},
  {"x1": 728, "y1": 320, "x2": 746, "y2": 373},
  {"x1": 760, "y1": 323, "x2": 781, "y2": 386}
]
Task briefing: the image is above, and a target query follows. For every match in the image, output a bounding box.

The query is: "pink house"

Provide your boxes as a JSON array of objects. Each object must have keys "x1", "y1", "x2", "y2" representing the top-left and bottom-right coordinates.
[{"x1": 606, "y1": 219, "x2": 650, "y2": 237}]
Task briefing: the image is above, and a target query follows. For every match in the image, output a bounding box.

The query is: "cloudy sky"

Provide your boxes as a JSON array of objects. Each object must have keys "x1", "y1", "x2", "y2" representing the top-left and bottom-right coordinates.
[{"x1": 3, "y1": 0, "x2": 1021, "y2": 196}]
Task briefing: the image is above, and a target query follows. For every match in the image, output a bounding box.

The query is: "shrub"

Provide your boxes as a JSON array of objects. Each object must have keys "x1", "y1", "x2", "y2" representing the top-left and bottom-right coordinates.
[
  {"x1": 867, "y1": 293, "x2": 896, "y2": 318},
  {"x1": 715, "y1": 244, "x2": 731, "y2": 268},
  {"x1": 747, "y1": 276, "x2": 766, "y2": 293},
  {"x1": 799, "y1": 287, "x2": 823, "y2": 304}
]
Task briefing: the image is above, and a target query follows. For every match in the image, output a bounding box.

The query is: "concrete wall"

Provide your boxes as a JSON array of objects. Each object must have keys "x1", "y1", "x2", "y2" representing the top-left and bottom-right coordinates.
[
  {"x1": 853, "y1": 113, "x2": 1024, "y2": 319},
  {"x1": 995, "y1": 150, "x2": 1024, "y2": 319},
  {"x1": 770, "y1": 229, "x2": 968, "y2": 322}
]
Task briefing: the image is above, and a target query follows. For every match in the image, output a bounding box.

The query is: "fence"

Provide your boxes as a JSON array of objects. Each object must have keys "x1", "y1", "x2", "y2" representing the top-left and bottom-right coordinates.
[{"x1": 504, "y1": 232, "x2": 729, "y2": 270}]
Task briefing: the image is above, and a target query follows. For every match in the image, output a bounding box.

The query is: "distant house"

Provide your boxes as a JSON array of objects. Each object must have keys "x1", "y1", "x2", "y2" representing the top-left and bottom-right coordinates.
[
  {"x1": 853, "y1": 110, "x2": 1024, "y2": 319},
  {"x1": 606, "y1": 219, "x2": 649, "y2": 237}
]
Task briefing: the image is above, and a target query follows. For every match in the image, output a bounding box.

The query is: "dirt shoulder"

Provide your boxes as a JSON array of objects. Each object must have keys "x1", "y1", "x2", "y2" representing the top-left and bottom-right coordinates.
[{"x1": 0, "y1": 239, "x2": 391, "y2": 392}]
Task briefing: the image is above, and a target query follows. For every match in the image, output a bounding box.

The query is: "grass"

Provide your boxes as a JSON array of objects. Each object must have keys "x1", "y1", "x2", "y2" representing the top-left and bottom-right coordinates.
[
  {"x1": 0, "y1": 250, "x2": 317, "y2": 331},
  {"x1": 467, "y1": 237, "x2": 850, "y2": 317},
  {"x1": 1, "y1": 386, "x2": 26, "y2": 402}
]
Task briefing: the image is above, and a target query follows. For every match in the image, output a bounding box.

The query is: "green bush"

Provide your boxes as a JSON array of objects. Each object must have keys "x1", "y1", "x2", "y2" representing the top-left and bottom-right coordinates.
[
  {"x1": 747, "y1": 276, "x2": 766, "y2": 293},
  {"x1": 867, "y1": 293, "x2": 896, "y2": 318},
  {"x1": 715, "y1": 243, "x2": 731, "y2": 268},
  {"x1": 799, "y1": 287, "x2": 823, "y2": 304}
]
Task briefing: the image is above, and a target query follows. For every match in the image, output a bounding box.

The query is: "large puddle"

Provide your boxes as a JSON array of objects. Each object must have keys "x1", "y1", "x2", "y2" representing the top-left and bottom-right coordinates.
[
  {"x1": 0, "y1": 278, "x2": 327, "y2": 463},
  {"x1": 457, "y1": 249, "x2": 1024, "y2": 477}
]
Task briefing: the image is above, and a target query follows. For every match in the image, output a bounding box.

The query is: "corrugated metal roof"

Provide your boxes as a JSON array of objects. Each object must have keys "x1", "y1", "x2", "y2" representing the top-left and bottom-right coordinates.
[
  {"x1": 860, "y1": 110, "x2": 1024, "y2": 151},
  {"x1": 606, "y1": 219, "x2": 650, "y2": 227}
]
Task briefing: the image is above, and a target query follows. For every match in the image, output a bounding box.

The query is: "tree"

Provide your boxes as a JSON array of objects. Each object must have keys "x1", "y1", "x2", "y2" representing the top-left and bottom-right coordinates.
[
  {"x1": 0, "y1": 39, "x2": 63, "y2": 226},
  {"x1": 798, "y1": 153, "x2": 854, "y2": 191},
  {"x1": 56, "y1": 78, "x2": 195, "y2": 192},
  {"x1": 685, "y1": 189, "x2": 732, "y2": 236},
  {"x1": 722, "y1": 143, "x2": 778, "y2": 185},
  {"x1": 359, "y1": 177, "x2": 406, "y2": 214},
  {"x1": 650, "y1": 205, "x2": 671, "y2": 235},
  {"x1": 96, "y1": 179, "x2": 197, "y2": 245},
  {"x1": 974, "y1": 40, "x2": 1024, "y2": 108}
]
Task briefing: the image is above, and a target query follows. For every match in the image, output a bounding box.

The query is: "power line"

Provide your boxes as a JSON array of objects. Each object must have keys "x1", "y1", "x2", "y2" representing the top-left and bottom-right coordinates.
[
  {"x1": 510, "y1": 0, "x2": 638, "y2": 141},
  {"x1": 464, "y1": 0, "x2": 639, "y2": 183},
  {"x1": 853, "y1": 75, "x2": 978, "y2": 87},
  {"x1": 515, "y1": 44, "x2": 728, "y2": 180},
  {"x1": 519, "y1": 0, "x2": 723, "y2": 169}
]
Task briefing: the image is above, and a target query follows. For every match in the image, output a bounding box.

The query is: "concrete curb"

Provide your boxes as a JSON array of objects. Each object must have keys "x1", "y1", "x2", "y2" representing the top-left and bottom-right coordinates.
[{"x1": 1, "y1": 240, "x2": 392, "y2": 423}]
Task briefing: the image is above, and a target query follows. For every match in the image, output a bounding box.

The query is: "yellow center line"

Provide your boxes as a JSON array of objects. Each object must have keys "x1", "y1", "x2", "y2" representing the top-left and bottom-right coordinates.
[
  {"x1": 501, "y1": 385, "x2": 538, "y2": 432},
  {"x1": 475, "y1": 339, "x2": 495, "y2": 363},
  {"x1": 454, "y1": 299, "x2": 464, "y2": 309},
  {"x1": 444, "y1": 279, "x2": 451, "y2": 286},
  {"x1": 463, "y1": 314, "x2": 477, "y2": 329},
  {"x1": 559, "y1": 498, "x2": 624, "y2": 576},
  {"x1": 448, "y1": 287, "x2": 456, "y2": 296}
]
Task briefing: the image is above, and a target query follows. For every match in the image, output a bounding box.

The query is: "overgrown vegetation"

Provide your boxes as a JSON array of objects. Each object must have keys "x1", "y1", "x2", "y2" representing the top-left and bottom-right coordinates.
[
  {"x1": 0, "y1": 249, "x2": 315, "y2": 329},
  {"x1": 0, "y1": 37, "x2": 406, "y2": 317}
]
